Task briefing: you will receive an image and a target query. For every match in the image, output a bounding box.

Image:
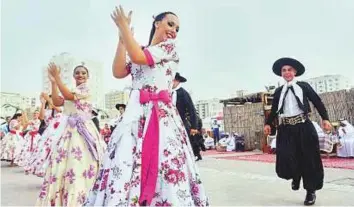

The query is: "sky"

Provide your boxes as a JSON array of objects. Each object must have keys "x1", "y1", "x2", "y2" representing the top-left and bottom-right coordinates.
[{"x1": 1, "y1": 0, "x2": 354, "y2": 101}]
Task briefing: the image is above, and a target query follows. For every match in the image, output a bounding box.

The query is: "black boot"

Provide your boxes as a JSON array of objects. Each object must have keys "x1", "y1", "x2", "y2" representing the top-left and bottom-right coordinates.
[
  {"x1": 201, "y1": 143, "x2": 206, "y2": 152},
  {"x1": 304, "y1": 191, "x2": 316, "y2": 206},
  {"x1": 196, "y1": 154, "x2": 202, "y2": 161},
  {"x1": 291, "y1": 178, "x2": 300, "y2": 191}
]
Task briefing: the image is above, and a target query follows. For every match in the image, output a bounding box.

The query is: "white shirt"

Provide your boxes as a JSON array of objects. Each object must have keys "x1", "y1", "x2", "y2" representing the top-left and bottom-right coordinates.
[
  {"x1": 204, "y1": 137, "x2": 215, "y2": 147},
  {"x1": 212, "y1": 122, "x2": 219, "y2": 129},
  {"x1": 282, "y1": 89, "x2": 304, "y2": 117},
  {"x1": 338, "y1": 121, "x2": 354, "y2": 137},
  {"x1": 172, "y1": 84, "x2": 182, "y2": 106},
  {"x1": 279, "y1": 81, "x2": 304, "y2": 118}
]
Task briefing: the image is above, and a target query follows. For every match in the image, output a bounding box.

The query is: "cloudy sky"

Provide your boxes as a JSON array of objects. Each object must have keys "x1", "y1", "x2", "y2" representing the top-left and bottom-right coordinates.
[{"x1": 1, "y1": 0, "x2": 354, "y2": 100}]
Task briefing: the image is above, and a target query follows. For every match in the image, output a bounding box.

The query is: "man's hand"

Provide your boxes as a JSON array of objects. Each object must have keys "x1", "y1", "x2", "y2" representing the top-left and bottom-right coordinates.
[
  {"x1": 322, "y1": 120, "x2": 332, "y2": 132},
  {"x1": 190, "y1": 129, "x2": 198, "y2": 136},
  {"x1": 264, "y1": 125, "x2": 271, "y2": 135}
]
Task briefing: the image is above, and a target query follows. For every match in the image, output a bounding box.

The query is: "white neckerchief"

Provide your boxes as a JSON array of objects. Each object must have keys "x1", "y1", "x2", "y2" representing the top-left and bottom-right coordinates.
[
  {"x1": 277, "y1": 80, "x2": 304, "y2": 112},
  {"x1": 172, "y1": 84, "x2": 182, "y2": 106}
]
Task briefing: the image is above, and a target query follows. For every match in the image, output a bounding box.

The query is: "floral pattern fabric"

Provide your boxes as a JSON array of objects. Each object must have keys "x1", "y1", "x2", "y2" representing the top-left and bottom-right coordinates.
[
  {"x1": 0, "y1": 120, "x2": 23, "y2": 161},
  {"x1": 85, "y1": 39, "x2": 209, "y2": 206},
  {"x1": 25, "y1": 111, "x2": 67, "y2": 176},
  {"x1": 36, "y1": 83, "x2": 106, "y2": 206},
  {"x1": 14, "y1": 119, "x2": 42, "y2": 167}
]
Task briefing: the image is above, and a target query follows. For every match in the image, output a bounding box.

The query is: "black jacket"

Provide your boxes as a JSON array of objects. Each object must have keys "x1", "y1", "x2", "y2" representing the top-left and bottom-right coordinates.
[
  {"x1": 92, "y1": 117, "x2": 100, "y2": 132},
  {"x1": 175, "y1": 87, "x2": 198, "y2": 129},
  {"x1": 186, "y1": 113, "x2": 203, "y2": 131},
  {"x1": 266, "y1": 81, "x2": 329, "y2": 126},
  {"x1": 197, "y1": 115, "x2": 203, "y2": 131}
]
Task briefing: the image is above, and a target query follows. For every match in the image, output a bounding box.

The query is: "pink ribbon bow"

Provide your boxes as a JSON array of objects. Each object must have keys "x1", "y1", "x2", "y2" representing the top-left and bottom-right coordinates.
[
  {"x1": 139, "y1": 89, "x2": 171, "y2": 206},
  {"x1": 29, "y1": 130, "x2": 39, "y2": 151}
]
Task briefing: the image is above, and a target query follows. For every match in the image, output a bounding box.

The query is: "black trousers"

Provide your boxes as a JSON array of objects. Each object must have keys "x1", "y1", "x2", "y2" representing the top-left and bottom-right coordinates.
[
  {"x1": 276, "y1": 119, "x2": 324, "y2": 191},
  {"x1": 190, "y1": 134, "x2": 203, "y2": 158},
  {"x1": 183, "y1": 121, "x2": 202, "y2": 158}
]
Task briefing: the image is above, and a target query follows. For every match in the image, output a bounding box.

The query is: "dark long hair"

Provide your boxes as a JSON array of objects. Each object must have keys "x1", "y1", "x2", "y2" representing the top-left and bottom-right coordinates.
[
  {"x1": 73, "y1": 65, "x2": 89, "y2": 77},
  {"x1": 148, "y1": 12, "x2": 177, "y2": 45},
  {"x1": 11, "y1": 113, "x2": 22, "y2": 121}
]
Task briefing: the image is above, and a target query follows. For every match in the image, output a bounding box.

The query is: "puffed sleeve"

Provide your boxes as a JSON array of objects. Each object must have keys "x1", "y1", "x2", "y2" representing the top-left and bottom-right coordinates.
[{"x1": 143, "y1": 39, "x2": 179, "y2": 67}]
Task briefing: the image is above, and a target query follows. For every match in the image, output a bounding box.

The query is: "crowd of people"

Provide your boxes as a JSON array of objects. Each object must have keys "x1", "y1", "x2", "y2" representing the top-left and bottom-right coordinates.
[
  {"x1": 1, "y1": 7, "x2": 208, "y2": 207},
  {"x1": 0, "y1": 4, "x2": 352, "y2": 207}
]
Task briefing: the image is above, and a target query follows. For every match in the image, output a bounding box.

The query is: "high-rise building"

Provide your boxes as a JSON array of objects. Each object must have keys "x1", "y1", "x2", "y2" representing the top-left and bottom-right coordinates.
[
  {"x1": 304, "y1": 75, "x2": 351, "y2": 94},
  {"x1": 104, "y1": 90, "x2": 130, "y2": 110},
  {"x1": 42, "y1": 52, "x2": 104, "y2": 108},
  {"x1": 21, "y1": 96, "x2": 37, "y2": 108},
  {"x1": 0, "y1": 92, "x2": 36, "y2": 117},
  {"x1": 194, "y1": 98, "x2": 223, "y2": 119}
]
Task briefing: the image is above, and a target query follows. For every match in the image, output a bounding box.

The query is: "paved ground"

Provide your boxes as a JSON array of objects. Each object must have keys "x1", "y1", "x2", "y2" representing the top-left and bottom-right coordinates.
[{"x1": 1, "y1": 152, "x2": 354, "y2": 206}]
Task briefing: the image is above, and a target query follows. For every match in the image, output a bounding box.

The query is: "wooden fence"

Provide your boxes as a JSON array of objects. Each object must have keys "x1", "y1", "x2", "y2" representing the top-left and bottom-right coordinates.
[
  {"x1": 310, "y1": 88, "x2": 354, "y2": 124},
  {"x1": 223, "y1": 103, "x2": 264, "y2": 150}
]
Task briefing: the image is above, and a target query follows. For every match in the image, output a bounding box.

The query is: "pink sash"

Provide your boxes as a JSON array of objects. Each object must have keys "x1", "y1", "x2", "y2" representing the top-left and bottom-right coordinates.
[
  {"x1": 29, "y1": 130, "x2": 39, "y2": 151},
  {"x1": 139, "y1": 89, "x2": 171, "y2": 205}
]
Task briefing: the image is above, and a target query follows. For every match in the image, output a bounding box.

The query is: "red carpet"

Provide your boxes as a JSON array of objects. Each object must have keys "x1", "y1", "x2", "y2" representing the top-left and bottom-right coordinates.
[
  {"x1": 217, "y1": 154, "x2": 354, "y2": 170},
  {"x1": 201, "y1": 150, "x2": 247, "y2": 156}
]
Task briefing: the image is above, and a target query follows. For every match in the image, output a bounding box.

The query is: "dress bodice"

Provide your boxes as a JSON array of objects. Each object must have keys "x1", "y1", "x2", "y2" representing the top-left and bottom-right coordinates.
[
  {"x1": 28, "y1": 119, "x2": 41, "y2": 131},
  {"x1": 62, "y1": 83, "x2": 92, "y2": 117},
  {"x1": 128, "y1": 39, "x2": 179, "y2": 94}
]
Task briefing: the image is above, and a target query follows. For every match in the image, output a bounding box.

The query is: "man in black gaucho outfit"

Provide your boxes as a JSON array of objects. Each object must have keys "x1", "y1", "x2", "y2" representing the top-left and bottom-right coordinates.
[
  {"x1": 172, "y1": 73, "x2": 202, "y2": 161},
  {"x1": 264, "y1": 57, "x2": 332, "y2": 206}
]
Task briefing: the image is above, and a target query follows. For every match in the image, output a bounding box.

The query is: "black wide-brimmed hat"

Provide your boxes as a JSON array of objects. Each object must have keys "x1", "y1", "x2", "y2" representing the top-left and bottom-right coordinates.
[
  {"x1": 92, "y1": 108, "x2": 99, "y2": 116},
  {"x1": 175, "y1": 73, "x2": 187, "y2": 83},
  {"x1": 272, "y1": 57, "x2": 305, "y2": 77},
  {"x1": 115, "y1": 103, "x2": 126, "y2": 110}
]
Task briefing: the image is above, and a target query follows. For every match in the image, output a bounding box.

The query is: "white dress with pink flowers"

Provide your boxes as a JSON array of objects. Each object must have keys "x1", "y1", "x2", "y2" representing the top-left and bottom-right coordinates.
[
  {"x1": 25, "y1": 110, "x2": 67, "y2": 176},
  {"x1": 0, "y1": 119, "x2": 23, "y2": 161},
  {"x1": 85, "y1": 39, "x2": 209, "y2": 206},
  {"x1": 14, "y1": 119, "x2": 42, "y2": 167}
]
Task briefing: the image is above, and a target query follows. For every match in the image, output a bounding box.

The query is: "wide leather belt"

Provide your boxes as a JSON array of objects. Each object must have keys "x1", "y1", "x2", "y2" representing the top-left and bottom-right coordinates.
[{"x1": 281, "y1": 114, "x2": 307, "y2": 125}]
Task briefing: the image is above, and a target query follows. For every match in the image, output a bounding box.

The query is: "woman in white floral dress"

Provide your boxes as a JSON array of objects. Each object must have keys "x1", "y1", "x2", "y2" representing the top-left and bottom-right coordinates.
[
  {"x1": 0, "y1": 113, "x2": 27, "y2": 166},
  {"x1": 85, "y1": 7, "x2": 208, "y2": 207},
  {"x1": 36, "y1": 63, "x2": 106, "y2": 206},
  {"x1": 14, "y1": 110, "x2": 42, "y2": 167},
  {"x1": 25, "y1": 93, "x2": 65, "y2": 176}
]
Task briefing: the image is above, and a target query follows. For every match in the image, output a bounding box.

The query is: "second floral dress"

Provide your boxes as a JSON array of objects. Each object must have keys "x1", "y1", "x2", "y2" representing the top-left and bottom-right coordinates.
[
  {"x1": 26, "y1": 110, "x2": 66, "y2": 176},
  {"x1": 36, "y1": 83, "x2": 106, "y2": 206}
]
